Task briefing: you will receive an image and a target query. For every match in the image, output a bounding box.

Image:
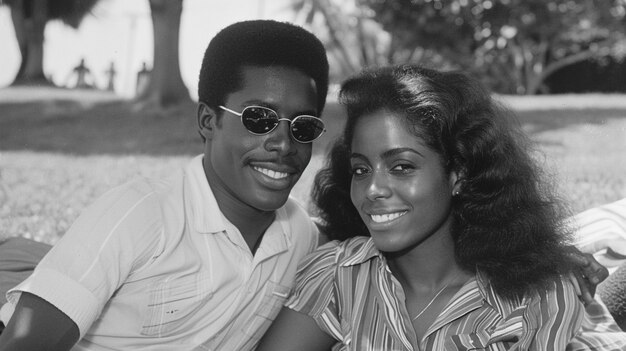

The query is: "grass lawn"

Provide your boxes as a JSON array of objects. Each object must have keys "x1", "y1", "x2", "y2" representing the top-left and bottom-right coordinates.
[{"x1": 1, "y1": 87, "x2": 625, "y2": 244}]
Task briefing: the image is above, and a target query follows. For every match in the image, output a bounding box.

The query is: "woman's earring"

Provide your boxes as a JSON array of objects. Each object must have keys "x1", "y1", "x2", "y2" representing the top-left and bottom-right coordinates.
[{"x1": 453, "y1": 190, "x2": 460, "y2": 197}]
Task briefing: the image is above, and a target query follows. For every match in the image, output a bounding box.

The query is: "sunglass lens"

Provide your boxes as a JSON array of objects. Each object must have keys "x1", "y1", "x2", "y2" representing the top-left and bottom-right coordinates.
[
  {"x1": 292, "y1": 116, "x2": 325, "y2": 142},
  {"x1": 241, "y1": 107, "x2": 279, "y2": 134}
]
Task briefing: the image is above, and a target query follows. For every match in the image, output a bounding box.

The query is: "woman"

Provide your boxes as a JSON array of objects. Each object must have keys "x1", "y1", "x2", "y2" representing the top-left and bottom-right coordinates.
[{"x1": 257, "y1": 65, "x2": 588, "y2": 350}]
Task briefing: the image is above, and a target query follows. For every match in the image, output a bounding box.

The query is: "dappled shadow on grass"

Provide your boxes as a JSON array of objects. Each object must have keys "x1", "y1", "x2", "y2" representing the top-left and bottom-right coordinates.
[
  {"x1": 1, "y1": 98, "x2": 203, "y2": 156},
  {"x1": 0, "y1": 94, "x2": 348, "y2": 158}
]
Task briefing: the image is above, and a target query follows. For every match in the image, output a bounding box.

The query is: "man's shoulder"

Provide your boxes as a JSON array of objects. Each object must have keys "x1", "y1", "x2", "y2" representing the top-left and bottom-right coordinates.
[
  {"x1": 108, "y1": 170, "x2": 184, "y2": 204},
  {"x1": 279, "y1": 197, "x2": 319, "y2": 248},
  {"x1": 99, "y1": 177, "x2": 171, "y2": 203},
  {"x1": 282, "y1": 197, "x2": 313, "y2": 222},
  {"x1": 80, "y1": 171, "x2": 185, "y2": 233}
]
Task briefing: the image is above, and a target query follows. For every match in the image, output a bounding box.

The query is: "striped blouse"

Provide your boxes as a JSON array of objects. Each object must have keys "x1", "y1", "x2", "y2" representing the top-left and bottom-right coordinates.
[{"x1": 286, "y1": 237, "x2": 626, "y2": 351}]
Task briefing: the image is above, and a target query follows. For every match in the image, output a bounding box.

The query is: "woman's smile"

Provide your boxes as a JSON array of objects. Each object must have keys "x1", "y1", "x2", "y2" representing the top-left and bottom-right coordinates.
[{"x1": 369, "y1": 211, "x2": 408, "y2": 223}]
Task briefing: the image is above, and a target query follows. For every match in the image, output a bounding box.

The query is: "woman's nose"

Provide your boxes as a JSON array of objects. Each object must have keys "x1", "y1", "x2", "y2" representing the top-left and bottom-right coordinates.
[{"x1": 365, "y1": 171, "x2": 391, "y2": 201}]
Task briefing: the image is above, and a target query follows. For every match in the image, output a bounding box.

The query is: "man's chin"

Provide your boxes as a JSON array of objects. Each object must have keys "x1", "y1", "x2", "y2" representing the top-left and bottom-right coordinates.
[{"x1": 249, "y1": 191, "x2": 292, "y2": 212}]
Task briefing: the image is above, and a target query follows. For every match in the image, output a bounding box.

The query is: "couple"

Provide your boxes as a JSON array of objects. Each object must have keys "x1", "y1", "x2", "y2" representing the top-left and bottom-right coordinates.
[{"x1": 0, "y1": 20, "x2": 623, "y2": 350}]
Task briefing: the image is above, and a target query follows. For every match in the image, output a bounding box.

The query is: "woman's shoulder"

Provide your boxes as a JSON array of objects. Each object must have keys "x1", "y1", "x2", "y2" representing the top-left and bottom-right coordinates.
[
  {"x1": 481, "y1": 272, "x2": 583, "y2": 327},
  {"x1": 474, "y1": 274, "x2": 584, "y2": 349}
]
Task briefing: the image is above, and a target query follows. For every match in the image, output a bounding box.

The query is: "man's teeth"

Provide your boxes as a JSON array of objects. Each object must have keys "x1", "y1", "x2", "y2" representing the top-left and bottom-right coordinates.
[
  {"x1": 370, "y1": 211, "x2": 407, "y2": 223},
  {"x1": 254, "y1": 167, "x2": 289, "y2": 179}
]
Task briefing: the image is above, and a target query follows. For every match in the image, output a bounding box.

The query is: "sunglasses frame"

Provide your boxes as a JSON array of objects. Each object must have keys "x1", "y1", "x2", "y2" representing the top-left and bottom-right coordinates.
[{"x1": 218, "y1": 105, "x2": 325, "y2": 143}]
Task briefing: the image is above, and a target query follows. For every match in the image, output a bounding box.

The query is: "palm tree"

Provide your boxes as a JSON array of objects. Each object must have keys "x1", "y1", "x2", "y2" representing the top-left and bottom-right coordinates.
[{"x1": 3, "y1": 0, "x2": 100, "y2": 86}]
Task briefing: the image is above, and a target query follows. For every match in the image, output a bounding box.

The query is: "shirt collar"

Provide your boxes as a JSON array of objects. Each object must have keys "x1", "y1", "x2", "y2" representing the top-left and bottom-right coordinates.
[
  {"x1": 435, "y1": 271, "x2": 526, "y2": 326},
  {"x1": 254, "y1": 206, "x2": 292, "y2": 261},
  {"x1": 475, "y1": 270, "x2": 528, "y2": 316},
  {"x1": 185, "y1": 155, "x2": 228, "y2": 234},
  {"x1": 445, "y1": 270, "x2": 513, "y2": 314},
  {"x1": 184, "y1": 155, "x2": 292, "y2": 255},
  {"x1": 339, "y1": 237, "x2": 383, "y2": 267},
  {"x1": 336, "y1": 237, "x2": 498, "y2": 307}
]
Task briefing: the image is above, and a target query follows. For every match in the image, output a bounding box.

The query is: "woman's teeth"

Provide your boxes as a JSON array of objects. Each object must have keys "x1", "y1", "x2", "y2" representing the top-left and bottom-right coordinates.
[{"x1": 370, "y1": 211, "x2": 407, "y2": 223}]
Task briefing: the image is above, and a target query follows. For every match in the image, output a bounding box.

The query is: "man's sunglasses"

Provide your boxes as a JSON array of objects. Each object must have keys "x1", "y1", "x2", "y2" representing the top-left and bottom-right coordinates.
[{"x1": 218, "y1": 105, "x2": 326, "y2": 143}]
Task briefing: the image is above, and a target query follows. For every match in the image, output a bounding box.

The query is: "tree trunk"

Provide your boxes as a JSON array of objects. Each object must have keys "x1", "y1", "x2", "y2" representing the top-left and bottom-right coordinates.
[
  {"x1": 10, "y1": 0, "x2": 52, "y2": 85},
  {"x1": 526, "y1": 49, "x2": 598, "y2": 95},
  {"x1": 137, "y1": 0, "x2": 190, "y2": 107},
  {"x1": 523, "y1": 40, "x2": 548, "y2": 95}
]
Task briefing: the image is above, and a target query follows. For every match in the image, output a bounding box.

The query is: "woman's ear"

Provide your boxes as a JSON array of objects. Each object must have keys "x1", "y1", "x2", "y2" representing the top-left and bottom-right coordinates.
[
  {"x1": 450, "y1": 170, "x2": 465, "y2": 197},
  {"x1": 197, "y1": 103, "x2": 217, "y2": 141}
]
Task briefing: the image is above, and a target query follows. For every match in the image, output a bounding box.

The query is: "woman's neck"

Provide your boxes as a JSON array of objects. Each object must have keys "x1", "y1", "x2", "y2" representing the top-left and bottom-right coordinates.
[{"x1": 386, "y1": 229, "x2": 466, "y2": 291}]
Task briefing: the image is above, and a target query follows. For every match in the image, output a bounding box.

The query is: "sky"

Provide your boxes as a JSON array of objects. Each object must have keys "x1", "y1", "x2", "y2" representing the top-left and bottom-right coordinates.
[{"x1": 0, "y1": 0, "x2": 296, "y2": 98}]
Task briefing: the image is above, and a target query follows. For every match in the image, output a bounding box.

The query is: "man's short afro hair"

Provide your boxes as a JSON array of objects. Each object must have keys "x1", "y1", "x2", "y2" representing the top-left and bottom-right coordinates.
[{"x1": 198, "y1": 20, "x2": 329, "y2": 114}]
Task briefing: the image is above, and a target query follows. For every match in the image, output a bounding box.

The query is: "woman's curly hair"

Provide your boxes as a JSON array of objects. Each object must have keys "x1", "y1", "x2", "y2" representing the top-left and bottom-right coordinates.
[{"x1": 313, "y1": 64, "x2": 575, "y2": 299}]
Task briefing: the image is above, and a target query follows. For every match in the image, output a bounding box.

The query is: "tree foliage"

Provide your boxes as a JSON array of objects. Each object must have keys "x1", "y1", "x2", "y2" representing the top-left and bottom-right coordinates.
[
  {"x1": 360, "y1": 0, "x2": 626, "y2": 94},
  {"x1": 293, "y1": 0, "x2": 626, "y2": 94},
  {"x1": 291, "y1": 0, "x2": 394, "y2": 81}
]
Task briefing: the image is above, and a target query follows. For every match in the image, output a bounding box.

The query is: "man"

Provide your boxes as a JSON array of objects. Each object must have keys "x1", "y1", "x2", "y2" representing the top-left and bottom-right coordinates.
[{"x1": 0, "y1": 20, "x2": 329, "y2": 350}]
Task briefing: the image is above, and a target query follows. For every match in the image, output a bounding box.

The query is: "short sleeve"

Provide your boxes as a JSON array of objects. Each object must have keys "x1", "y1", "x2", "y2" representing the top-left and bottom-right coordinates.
[
  {"x1": 285, "y1": 240, "x2": 343, "y2": 340},
  {"x1": 6, "y1": 180, "x2": 164, "y2": 337}
]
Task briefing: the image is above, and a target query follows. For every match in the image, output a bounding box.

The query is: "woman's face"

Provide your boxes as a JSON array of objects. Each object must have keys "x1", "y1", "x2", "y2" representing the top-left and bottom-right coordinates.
[{"x1": 349, "y1": 109, "x2": 459, "y2": 253}]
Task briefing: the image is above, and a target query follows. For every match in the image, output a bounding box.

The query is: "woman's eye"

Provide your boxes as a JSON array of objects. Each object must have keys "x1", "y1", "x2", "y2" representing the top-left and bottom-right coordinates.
[
  {"x1": 351, "y1": 167, "x2": 368, "y2": 176},
  {"x1": 391, "y1": 164, "x2": 415, "y2": 173}
]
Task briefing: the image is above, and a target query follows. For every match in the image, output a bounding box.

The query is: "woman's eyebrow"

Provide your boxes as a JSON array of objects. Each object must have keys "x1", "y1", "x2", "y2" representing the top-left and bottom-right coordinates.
[
  {"x1": 350, "y1": 147, "x2": 424, "y2": 162},
  {"x1": 381, "y1": 147, "x2": 424, "y2": 159},
  {"x1": 350, "y1": 152, "x2": 367, "y2": 161}
]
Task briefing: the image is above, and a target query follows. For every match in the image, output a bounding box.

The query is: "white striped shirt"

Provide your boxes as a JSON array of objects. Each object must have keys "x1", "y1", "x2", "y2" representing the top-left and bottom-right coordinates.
[
  {"x1": 572, "y1": 198, "x2": 626, "y2": 273},
  {"x1": 286, "y1": 237, "x2": 626, "y2": 351},
  {"x1": 6, "y1": 155, "x2": 319, "y2": 350}
]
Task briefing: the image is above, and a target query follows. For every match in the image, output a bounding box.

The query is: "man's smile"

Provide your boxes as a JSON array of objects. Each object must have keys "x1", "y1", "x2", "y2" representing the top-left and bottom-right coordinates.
[{"x1": 252, "y1": 166, "x2": 290, "y2": 180}]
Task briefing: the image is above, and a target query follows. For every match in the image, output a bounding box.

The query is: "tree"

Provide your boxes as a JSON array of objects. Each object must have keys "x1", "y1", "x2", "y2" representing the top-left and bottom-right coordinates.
[
  {"x1": 360, "y1": 0, "x2": 626, "y2": 94},
  {"x1": 135, "y1": 0, "x2": 190, "y2": 108},
  {"x1": 290, "y1": 0, "x2": 465, "y2": 82},
  {"x1": 3, "y1": 0, "x2": 100, "y2": 86},
  {"x1": 290, "y1": 0, "x2": 400, "y2": 81}
]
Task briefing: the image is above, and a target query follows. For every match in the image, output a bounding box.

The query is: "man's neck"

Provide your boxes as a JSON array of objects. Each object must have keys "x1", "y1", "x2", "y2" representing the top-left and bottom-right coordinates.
[{"x1": 203, "y1": 161, "x2": 275, "y2": 254}]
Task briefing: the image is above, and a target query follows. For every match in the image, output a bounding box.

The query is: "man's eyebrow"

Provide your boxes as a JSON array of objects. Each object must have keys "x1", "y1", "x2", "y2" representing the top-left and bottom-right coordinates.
[
  {"x1": 241, "y1": 101, "x2": 317, "y2": 116},
  {"x1": 240, "y1": 99, "x2": 269, "y2": 108}
]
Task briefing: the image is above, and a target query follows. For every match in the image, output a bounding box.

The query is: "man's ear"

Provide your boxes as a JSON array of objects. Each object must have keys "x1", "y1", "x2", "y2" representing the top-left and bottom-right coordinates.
[{"x1": 197, "y1": 103, "x2": 217, "y2": 141}]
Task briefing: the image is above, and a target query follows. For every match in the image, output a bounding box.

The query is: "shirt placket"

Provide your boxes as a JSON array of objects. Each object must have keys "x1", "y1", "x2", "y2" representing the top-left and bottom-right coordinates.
[{"x1": 376, "y1": 258, "x2": 420, "y2": 351}]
